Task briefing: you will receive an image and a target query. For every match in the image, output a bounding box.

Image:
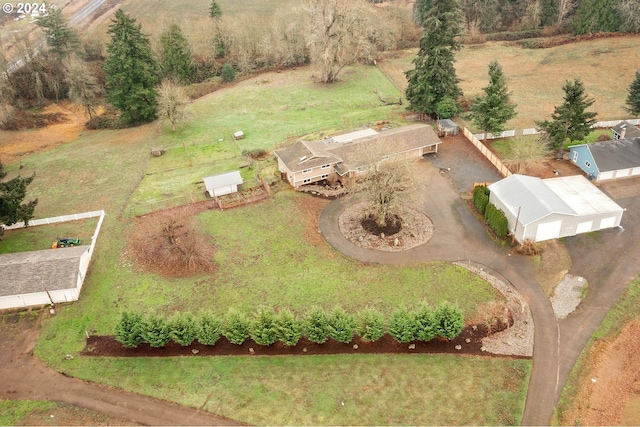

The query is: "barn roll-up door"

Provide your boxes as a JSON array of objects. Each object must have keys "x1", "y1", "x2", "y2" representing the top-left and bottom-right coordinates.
[{"x1": 536, "y1": 220, "x2": 562, "y2": 241}]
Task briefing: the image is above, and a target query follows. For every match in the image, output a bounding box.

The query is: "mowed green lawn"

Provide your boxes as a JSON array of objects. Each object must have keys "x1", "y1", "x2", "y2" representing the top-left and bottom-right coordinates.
[{"x1": 127, "y1": 65, "x2": 406, "y2": 215}]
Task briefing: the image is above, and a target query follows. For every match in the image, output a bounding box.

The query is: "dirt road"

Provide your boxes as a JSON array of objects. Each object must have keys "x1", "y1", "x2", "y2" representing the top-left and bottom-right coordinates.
[{"x1": 0, "y1": 312, "x2": 244, "y2": 426}]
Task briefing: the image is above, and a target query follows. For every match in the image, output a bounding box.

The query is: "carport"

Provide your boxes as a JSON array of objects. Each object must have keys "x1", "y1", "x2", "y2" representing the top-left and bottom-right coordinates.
[{"x1": 488, "y1": 174, "x2": 624, "y2": 243}]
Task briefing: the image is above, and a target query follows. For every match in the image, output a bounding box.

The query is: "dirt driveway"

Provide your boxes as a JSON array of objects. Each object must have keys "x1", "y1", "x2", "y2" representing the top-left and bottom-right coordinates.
[{"x1": 0, "y1": 311, "x2": 244, "y2": 426}]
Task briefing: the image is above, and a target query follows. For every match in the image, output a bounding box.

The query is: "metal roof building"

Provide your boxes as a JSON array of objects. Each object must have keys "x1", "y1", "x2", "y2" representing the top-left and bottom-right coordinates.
[
  {"x1": 203, "y1": 171, "x2": 244, "y2": 197},
  {"x1": 488, "y1": 175, "x2": 623, "y2": 242}
]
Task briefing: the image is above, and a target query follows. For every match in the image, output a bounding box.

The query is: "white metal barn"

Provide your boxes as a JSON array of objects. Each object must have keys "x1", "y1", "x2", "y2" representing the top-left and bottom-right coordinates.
[
  {"x1": 488, "y1": 174, "x2": 624, "y2": 243},
  {"x1": 203, "y1": 171, "x2": 244, "y2": 197}
]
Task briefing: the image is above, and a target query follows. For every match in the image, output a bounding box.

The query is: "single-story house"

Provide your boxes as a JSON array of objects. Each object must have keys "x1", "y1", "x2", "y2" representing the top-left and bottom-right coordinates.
[
  {"x1": 0, "y1": 246, "x2": 91, "y2": 310},
  {"x1": 203, "y1": 171, "x2": 244, "y2": 197},
  {"x1": 274, "y1": 124, "x2": 442, "y2": 188},
  {"x1": 488, "y1": 174, "x2": 623, "y2": 243},
  {"x1": 612, "y1": 121, "x2": 640, "y2": 140},
  {"x1": 569, "y1": 135, "x2": 640, "y2": 181}
]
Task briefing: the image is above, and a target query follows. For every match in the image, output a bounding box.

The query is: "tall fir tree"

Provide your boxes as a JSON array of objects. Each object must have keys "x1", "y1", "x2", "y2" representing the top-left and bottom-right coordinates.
[
  {"x1": 160, "y1": 24, "x2": 194, "y2": 84},
  {"x1": 571, "y1": 0, "x2": 621, "y2": 34},
  {"x1": 471, "y1": 60, "x2": 517, "y2": 140},
  {"x1": 625, "y1": 70, "x2": 640, "y2": 116},
  {"x1": 0, "y1": 162, "x2": 38, "y2": 238},
  {"x1": 405, "y1": 0, "x2": 463, "y2": 116},
  {"x1": 35, "y1": 4, "x2": 79, "y2": 59},
  {"x1": 209, "y1": 0, "x2": 222, "y2": 19},
  {"x1": 537, "y1": 78, "x2": 597, "y2": 153},
  {"x1": 104, "y1": 10, "x2": 159, "y2": 125}
]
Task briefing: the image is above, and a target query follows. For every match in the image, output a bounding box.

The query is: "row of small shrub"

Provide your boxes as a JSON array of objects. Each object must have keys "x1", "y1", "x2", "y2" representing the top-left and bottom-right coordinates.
[
  {"x1": 473, "y1": 186, "x2": 509, "y2": 238},
  {"x1": 115, "y1": 302, "x2": 464, "y2": 349}
]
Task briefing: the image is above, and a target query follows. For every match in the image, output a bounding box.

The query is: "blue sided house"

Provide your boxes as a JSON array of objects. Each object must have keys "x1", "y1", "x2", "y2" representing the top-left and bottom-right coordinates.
[{"x1": 569, "y1": 122, "x2": 640, "y2": 181}]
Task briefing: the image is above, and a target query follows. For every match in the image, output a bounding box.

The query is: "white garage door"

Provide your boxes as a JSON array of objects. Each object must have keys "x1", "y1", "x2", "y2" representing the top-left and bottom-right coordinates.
[
  {"x1": 598, "y1": 171, "x2": 615, "y2": 180},
  {"x1": 600, "y1": 216, "x2": 617, "y2": 229},
  {"x1": 536, "y1": 220, "x2": 562, "y2": 241},
  {"x1": 576, "y1": 221, "x2": 593, "y2": 234}
]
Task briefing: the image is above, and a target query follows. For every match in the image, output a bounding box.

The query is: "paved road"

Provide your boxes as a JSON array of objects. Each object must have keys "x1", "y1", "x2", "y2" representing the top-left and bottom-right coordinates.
[{"x1": 320, "y1": 135, "x2": 640, "y2": 425}]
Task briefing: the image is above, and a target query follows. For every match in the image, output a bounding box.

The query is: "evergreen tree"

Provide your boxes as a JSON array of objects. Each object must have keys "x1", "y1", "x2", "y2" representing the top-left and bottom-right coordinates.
[
  {"x1": 169, "y1": 312, "x2": 198, "y2": 346},
  {"x1": 327, "y1": 306, "x2": 356, "y2": 343},
  {"x1": 471, "y1": 60, "x2": 517, "y2": 140},
  {"x1": 625, "y1": 70, "x2": 640, "y2": 116},
  {"x1": 104, "y1": 10, "x2": 159, "y2": 125},
  {"x1": 572, "y1": 0, "x2": 621, "y2": 34},
  {"x1": 197, "y1": 311, "x2": 222, "y2": 345},
  {"x1": 387, "y1": 305, "x2": 417, "y2": 343},
  {"x1": 414, "y1": 303, "x2": 437, "y2": 342},
  {"x1": 160, "y1": 24, "x2": 193, "y2": 84},
  {"x1": 223, "y1": 308, "x2": 251, "y2": 345},
  {"x1": 355, "y1": 307, "x2": 385, "y2": 342},
  {"x1": 405, "y1": 0, "x2": 463, "y2": 116},
  {"x1": 412, "y1": 0, "x2": 433, "y2": 26},
  {"x1": 115, "y1": 311, "x2": 144, "y2": 348},
  {"x1": 275, "y1": 309, "x2": 302, "y2": 346},
  {"x1": 141, "y1": 313, "x2": 171, "y2": 347},
  {"x1": 434, "y1": 301, "x2": 464, "y2": 340},
  {"x1": 36, "y1": 4, "x2": 80, "y2": 59},
  {"x1": 250, "y1": 307, "x2": 279, "y2": 346},
  {"x1": 209, "y1": 0, "x2": 222, "y2": 19},
  {"x1": 0, "y1": 162, "x2": 38, "y2": 238},
  {"x1": 303, "y1": 306, "x2": 331, "y2": 344},
  {"x1": 536, "y1": 79, "x2": 597, "y2": 153}
]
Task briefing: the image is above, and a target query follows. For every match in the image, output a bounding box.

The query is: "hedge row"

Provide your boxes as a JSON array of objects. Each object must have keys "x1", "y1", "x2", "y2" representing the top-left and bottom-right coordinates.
[
  {"x1": 485, "y1": 203, "x2": 509, "y2": 238},
  {"x1": 473, "y1": 185, "x2": 490, "y2": 215},
  {"x1": 115, "y1": 302, "x2": 464, "y2": 349}
]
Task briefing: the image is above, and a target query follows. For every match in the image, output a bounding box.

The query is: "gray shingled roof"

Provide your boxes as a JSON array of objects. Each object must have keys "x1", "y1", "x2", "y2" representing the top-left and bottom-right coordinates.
[
  {"x1": 612, "y1": 122, "x2": 640, "y2": 139},
  {"x1": 488, "y1": 175, "x2": 576, "y2": 225},
  {"x1": 0, "y1": 246, "x2": 89, "y2": 297},
  {"x1": 587, "y1": 138, "x2": 640, "y2": 172},
  {"x1": 274, "y1": 140, "x2": 342, "y2": 173}
]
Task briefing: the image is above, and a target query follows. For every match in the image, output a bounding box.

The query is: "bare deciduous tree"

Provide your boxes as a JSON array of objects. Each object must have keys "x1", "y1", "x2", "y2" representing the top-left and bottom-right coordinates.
[
  {"x1": 503, "y1": 136, "x2": 551, "y2": 174},
  {"x1": 306, "y1": 0, "x2": 377, "y2": 83},
  {"x1": 615, "y1": 0, "x2": 640, "y2": 32},
  {"x1": 556, "y1": 0, "x2": 576, "y2": 26},
  {"x1": 64, "y1": 55, "x2": 101, "y2": 120},
  {"x1": 352, "y1": 138, "x2": 413, "y2": 227},
  {"x1": 521, "y1": 0, "x2": 542, "y2": 29},
  {"x1": 157, "y1": 79, "x2": 189, "y2": 132}
]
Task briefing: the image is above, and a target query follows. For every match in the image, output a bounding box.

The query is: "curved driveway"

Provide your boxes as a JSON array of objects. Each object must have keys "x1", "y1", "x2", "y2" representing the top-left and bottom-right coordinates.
[{"x1": 319, "y1": 158, "x2": 559, "y2": 425}]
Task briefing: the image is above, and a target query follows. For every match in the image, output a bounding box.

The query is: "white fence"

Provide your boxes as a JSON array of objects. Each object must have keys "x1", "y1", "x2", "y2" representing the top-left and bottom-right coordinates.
[
  {"x1": 472, "y1": 118, "x2": 640, "y2": 141},
  {"x1": 2, "y1": 210, "x2": 104, "y2": 230}
]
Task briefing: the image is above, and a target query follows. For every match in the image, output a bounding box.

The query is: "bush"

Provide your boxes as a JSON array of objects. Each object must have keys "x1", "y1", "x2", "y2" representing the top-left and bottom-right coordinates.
[
  {"x1": 275, "y1": 309, "x2": 302, "y2": 346},
  {"x1": 242, "y1": 148, "x2": 268, "y2": 159},
  {"x1": 435, "y1": 97, "x2": 460, "y2": 119},
  {"x1": 434, "y1": 301, "x2": 464, "y2": 340},
  {"x1": 141, "y1": 314, "x2": 172, "y2": 347},
  {"x1": 85, "y1": 107, "x2": 121, "y2": 130},
  {"x1": 223, "y1": 309, "x2": 251, "y2": 345},
  {"x1": 250, "y1": 307, "x2": 279, "y2": 346},
  {"x1": 327, "y1": 306, "x2": 356, "y2": 343},
  {"x1": 169, "y1": 312, "x2": 198, "y2": 346},
  {"x1": 473, "y1": 185, "x2": 490, "y2": 215},
  {"x1": 387, "y1": 305, "x2": 417, "y2": 343},
  {"x1": 485, "y1": 203, "x2": 509, "y2": 238},
  {"x1": 115, "y1": 311, "x2": 144, "y2": 348},
  {"x1": 303, "y1": 306, "x2": 331, "y2": 344},
  {"x1": 197, "y1": 311, "x2": 222, "y2": 345},
  {"x1": 221, "y1": 63, "x2": 235, "y2": 82},
  {"x1": 414, "y1": 303, "x2": 437, "y2": 342},
  {"x1": 356, "y1": 307, "x2": 385, "y2": 342}
]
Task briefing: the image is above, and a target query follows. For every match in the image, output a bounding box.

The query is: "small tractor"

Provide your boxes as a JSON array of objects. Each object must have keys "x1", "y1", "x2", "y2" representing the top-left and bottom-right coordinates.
[{"x1": 52, "y1": 237, "x2": 81, "y2": 249}]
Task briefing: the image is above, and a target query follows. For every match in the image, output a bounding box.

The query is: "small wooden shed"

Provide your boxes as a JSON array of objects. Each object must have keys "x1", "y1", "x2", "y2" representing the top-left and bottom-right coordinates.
[{"x1": 203, "y1": 171, "x2": 244, "y2": 197}]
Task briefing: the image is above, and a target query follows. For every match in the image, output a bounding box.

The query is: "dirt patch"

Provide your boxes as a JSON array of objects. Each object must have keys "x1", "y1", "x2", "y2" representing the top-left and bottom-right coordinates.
[
  {"x1": 535, "y1": 239, "x2": 572, "y2": 296},
  {"x1": 559, "y1": 317, "x2": 640, "y2": 426},
  {"x1": 294, "y1": 195, "x2": 335, "y2": 257},
  {"x1": 82, "y1": 320, "x2": 524, "y2": 359},
  {"x1": 18, "y1": 402, "x2": 139, "y2": 426},
  {"x1": 338, "y1": 202, "x2": 434, "y2": 251}
]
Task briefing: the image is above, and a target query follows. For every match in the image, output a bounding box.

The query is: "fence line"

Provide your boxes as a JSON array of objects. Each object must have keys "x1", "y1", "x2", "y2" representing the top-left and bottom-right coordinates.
[
  {"x1": 2, "y1": 210, "x2": 104, "y2": 230},
  {"x1": 462, "y1": 127, "x2": 512, "y2": 178},
  {"x1": 472, "y1": 117, "x2": 640, "y2": 140}
]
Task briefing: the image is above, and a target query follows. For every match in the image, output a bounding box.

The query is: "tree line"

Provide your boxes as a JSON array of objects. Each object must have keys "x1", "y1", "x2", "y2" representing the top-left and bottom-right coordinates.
[{"x1": 115, "y1": 302, "x2": 465, "y2": 348}]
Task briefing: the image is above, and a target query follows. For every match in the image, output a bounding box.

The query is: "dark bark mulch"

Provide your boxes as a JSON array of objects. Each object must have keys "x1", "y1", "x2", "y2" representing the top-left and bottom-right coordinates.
[{"x1": 82, "y1": 320, "x2": 530, "y2": 359}]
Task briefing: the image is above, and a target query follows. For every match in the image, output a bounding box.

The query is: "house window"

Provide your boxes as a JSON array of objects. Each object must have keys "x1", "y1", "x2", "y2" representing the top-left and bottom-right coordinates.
[
  {"x1": 303, "y1": 178, "x2": 312, "y2": 183},
  {"x1": 585, "y1": 161, "x2": 591, "y2": 168},
  {"x1": 302, "y1": 168, "x2": 312, "y2": 174},
  {"x1": 321, "y1": 174, "x2": 329, "y2": 179},
  {"x1": 321, "y1": 164, "x2": 331, "y2": 169},
  {"x1": 572, "y1": 151, "x2": 578, "y2": 162}
]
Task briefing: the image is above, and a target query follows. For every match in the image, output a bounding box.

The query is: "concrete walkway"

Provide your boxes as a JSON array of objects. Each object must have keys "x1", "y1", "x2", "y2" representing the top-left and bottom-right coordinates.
[{"x1": 319, "y1": 160, "x2": 560, "y2": 425}]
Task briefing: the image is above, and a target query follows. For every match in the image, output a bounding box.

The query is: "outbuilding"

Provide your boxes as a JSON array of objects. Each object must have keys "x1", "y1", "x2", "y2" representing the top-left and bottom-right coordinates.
[
  {"x1": 203, "y1": 171, "x2": 244, "y2": 197},
  {"x1": 570, "y1": 136, "x2": 640, "y2": 181},
  {"x1": 488, "y1": 174, "x2": 623, "y2": 243}
]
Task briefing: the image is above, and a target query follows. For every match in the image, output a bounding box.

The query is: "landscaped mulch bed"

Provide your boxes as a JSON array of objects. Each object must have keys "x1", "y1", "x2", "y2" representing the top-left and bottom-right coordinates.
[{"x1": 82, "y1": 320, "x2": 529, "y2": 359}]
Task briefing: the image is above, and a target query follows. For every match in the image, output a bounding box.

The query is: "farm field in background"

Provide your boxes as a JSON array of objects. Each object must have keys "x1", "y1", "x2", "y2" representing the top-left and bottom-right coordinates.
[{"x1": 384, "y1": 35, "x2": 640, "y2": 130}]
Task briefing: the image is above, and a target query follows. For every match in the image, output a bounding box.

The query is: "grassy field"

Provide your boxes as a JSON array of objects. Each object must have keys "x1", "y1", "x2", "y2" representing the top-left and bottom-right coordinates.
[
  {"x1": 552, "y1": 273, "x2": 640, "y2": 424},
  {"x1": 490, "y1": 129, "x2": 612, "y2": 158},
  {"x1": 126, "y1": 65, "x2": 406, "y2": 216},
  {"x1": 64, "y1": 354, "x2": 530, "y2": 426},
  {"x1": 0, "y1": 218, "x2": 98, "y2": 254},
  {"x1": 386, "y1": 35, "x2": 640, "y2": 130}
]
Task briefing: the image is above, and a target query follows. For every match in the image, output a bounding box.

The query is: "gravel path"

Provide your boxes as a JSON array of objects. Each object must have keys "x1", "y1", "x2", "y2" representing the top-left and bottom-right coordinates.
[
  {"x1": 551, "y1": 274, "x2": 589, "y2": 319},
  {"x1": 455, "y1": 263, "x2": 534, "y2": 357}
]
